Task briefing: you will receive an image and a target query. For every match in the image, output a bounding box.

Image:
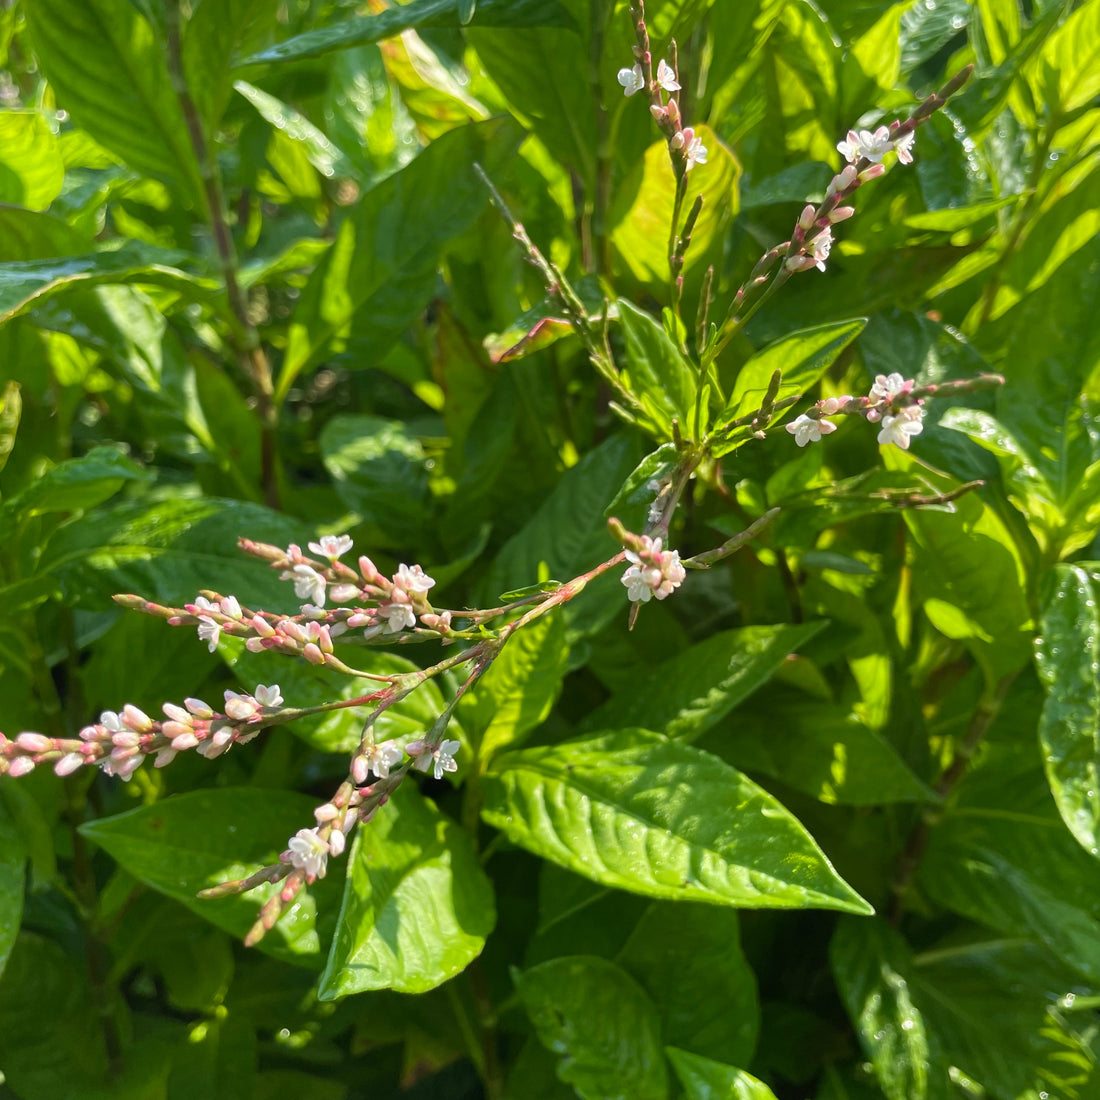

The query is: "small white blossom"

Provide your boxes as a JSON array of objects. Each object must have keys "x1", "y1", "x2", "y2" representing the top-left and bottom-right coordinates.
[
  {"x1": 281, "y1": 563, "x2": 326, "y2": 607},
  {"x1": 786, "y1": 413, "x2": 837, "y2": 447},
  {"x1": 254, "y1": 684, "x2": 283, "y2": 708},
  {"x1": 870, "y1": 372, "x2": 910, "y2": 401},
  {"x1": 380, "y1": 602, "x2": 417, "y2": 633},
  {"x1": 367, "y1": 739, "x2": 404, "y2": 780},
  {"x1": 894, "y1": 130, "x2": 916, "y2": 165},
  {"x1": 328, "y1": 829, "x2": 346, "y2": 858},
  {"x1": 412, "y1": 739, "x2": 462, "y2": 781},
  {"x1": 286, "y1": 828, "x2": 329, "y2": 879},
  {"x1": 55, "y1": 752, "x2": 85, "y2": 777},
  {"x1": 197, "y1": 616, "x2": 221, "y2": 653},
  {"x1": 621, "y1": 536, "x2": 686, "y2": 603},
  {"x1": 837, "y1": 125, "x2": 893, "y2": 165},
  {"x1": 656, "y1": 58, "x2": 680, "y2": 92},
  {"x1": 308, "y1": 534, "x2": 353, "y2": 560},
  {"x1": 393, "y1": 563, "x2": 436, "y2": 594},
  {"x1": 827, "y1": 165, "x2": 858, "y2": 197},
  {"x1": 220, "y1": 596, "x2": 242, "y2": 619},
  {"x1": 224, "y1": 690, "x2": 259, "y2": 721},
  {"x1": 192, "y1": 596, "x2": 217, "y2": 613},
  {"x1": 681, "y1": 127, "x2": 707, "y2": 169},
  {"x1": 809, "y1": 227, "x2": 832, "y2": 272},
  {"x1": 877, "y1": 406, "x2": 925, "y2": 450},
  {"x1": 617, "y1": 62, "x2": 645, "y2": 96}
]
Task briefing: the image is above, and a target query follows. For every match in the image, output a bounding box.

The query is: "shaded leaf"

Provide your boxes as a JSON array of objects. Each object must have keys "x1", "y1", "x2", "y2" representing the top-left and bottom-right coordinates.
[{"x1": 667, "y1": 1048, "x2": 779, "y2": 1100}]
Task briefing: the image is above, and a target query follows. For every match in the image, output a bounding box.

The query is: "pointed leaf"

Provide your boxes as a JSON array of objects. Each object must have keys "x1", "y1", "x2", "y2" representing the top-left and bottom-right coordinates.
[
  {"x1": 667, "y1": 1049, "x2": 779, "y2": 1100},
  {"x1": 617, "y1": 299, "x2": 697, "y2": 438}
]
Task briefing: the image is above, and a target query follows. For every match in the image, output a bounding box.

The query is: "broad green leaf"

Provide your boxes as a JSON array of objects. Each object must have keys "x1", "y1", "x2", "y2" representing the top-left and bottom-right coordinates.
[
  {"x1": 714, "y1": 320, "x2": 866, "y2": 451},
  {"x1": 224, "y1": 639, "x2": 454, "y2": 755},
  {"x1": 235, "y1": 80, "x2": 360, "y2": 184},
  {"x1": 515, "y1": 955, "x2": 670, "y2": 1100},
  {"x1": 319, "y1": 415, "x2": 430, "y2": 547},
  {"x1": 616, "y1": 299, "x2": 697, "y2": 439},
  {"x1": 619, "y1": 904, "x2": 759, "y2": 1067},
  {"x1": 1, "y1": 446, "x2": 147, "y2": 523},
  {"x1": 610, "y1": 126, "x2": 741, "y2": 289},
  {"x1": 888, "y1": 451, "x2": 1032, "y2": 680},
  {"x1": 0, "y1": 242, "x2": 215, "y2": 325},
  {"x1": 1036, "y1": 563, "x2": 1100, "y2": 858},
  {"x1": 0, "y1": 207, "x2": 91, "y2": 262},
  {"x1": 0, "y1": 798, "x2": 25, "y2": 979},
  {"x1": 79, "y1": 789, "x2": 343, "y2": 966},
  {"x1": 0, "y1": 379, "x2": 20, "y2": 477},
  {"x1": 463, "y1": 612, "x2": 569, "y2": 761},
  {"x1": 24, "y1": 0, "x2": 204, "y2": 206},
  {"x1": 39, "y1": 496, "x2": 304, "y2": 610},
  {"x1": 318, "y1": 785, "x2": 495, "y2": 997},
  {"x1": 279, "y1": 118, "x2": 521, "y2": 397},
  {"x1": 831, "y1": 919, "x2": 940, "y2": 1100},
  {"x1": 0, "y1": 111, "x2": 64, "y2": 210},
  {"x1": 244, "y1": 0, "x2": 575, "y2": 64},
  {"x1": 581, "y1": 622, "x2": 827, "y2": 742},
  {"x1": 708, "y1": 698, "x2": 931, "y2": 806},
  {"x1": 483, "y1": 728, "x2": 871, "y2": 913},
  {"x1": 667, "y1": 1049, "x2": 779, "y2": 1100},
  {"x1": 1027, "y1": 0, "x2": 1100, "y2": 114},
  {"x1": 920, "y1": 812, "x2": 1100, "y2": 981}
]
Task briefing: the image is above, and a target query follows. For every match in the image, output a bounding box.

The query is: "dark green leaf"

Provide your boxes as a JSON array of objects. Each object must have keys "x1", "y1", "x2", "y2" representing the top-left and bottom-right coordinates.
[
  {"x1": 24, "y1": 0, "x2": 205, "y2": 204},
  {"x1": 0, "y1": 207, "x2": 91, "y2": 262},
  {"x1": 515, "y1": 955, "x2": 670, "y2": 1100},
  {"x1": 666, "y1": 1049, "x2": 779, "y2": 1100},
  {"x1": 319, "y1": 785, "x2": 495, "y2": 997},
  {"x1": 244, "y1": 0, "x2": 575, "y2": 65},
  {"x1": 79, "y1": 789, "x2": 343, "y2": 965},
  {"x1": 1036, "y1": 563, "x2": 1100, "y2": 858},
  {"x1": 0, "y1": 798, "x2": 26, "y2": 979},
  {"x1": 483, "y1": 728, "x2": 871, "y2": 913}
]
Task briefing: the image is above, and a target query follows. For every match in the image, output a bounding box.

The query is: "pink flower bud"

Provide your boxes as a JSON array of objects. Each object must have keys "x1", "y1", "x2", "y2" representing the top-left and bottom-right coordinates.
[
  {"x1": 161, "y1": 721, "x2": 191, "y2": 740},
  {"x1": 54, "y1": 752, "x2": 85, "y2": 777},
  {"x1": 171, "y1": 732, "x2": 200, "y2": 752},
  {"x1": 122, "y1": 705, "x2": 153, "y2": 732},
  {"x1": 329, "y1": 584, "x2": 359, "y2": 603},
  {"x1": 185, "y1": 698, "x2": 214, "y2": 718},
  {"x1": 303, "y1": 643, "x2": 325, "y2": 665},
  {"x1": 358, "y1": 555, "x2": 380, "y2": 583},
  {"x1": 224, "y1": 696, "x2": 258, "y2": 721},
  {"x1": 798, "y1": 204, "x2": 817, "y2": 230},
  {"x1": 352, "y1": 755, "x2": 370, "y2": 784},
  {"x1": 162, "y1": 703, "x2": 191, "y2": 723},
  {"x1": 328, "y1": 830, "x2": 346, "y2": 858},
  {"x1": 650, "y1": 104, "x2": 667, "y2": 122},
  {"x1": 251, "y1": 615, "x2": 276, "y2": 638},
  {"x1": 859, "y1": 163, "x2": 885, "y2": 181},
  {"x1": 245, "y1": 638, "x2": 267, "y2": 652},
  {"x1": 8, "y1": 756, "x2": 35, "y2": 777},
  {"x1": 314, "y1": 803, "x2": 339, "y2": 823},
  {"x1": 154, "y1": 747, "x2": 177, "y2": 768},
  {"x1": 829, "y1": 205, "x2": 855, "y2": 223},
  {"x1": 111, "y1": 732, "x2": 140, "y2": 749},
  {"x1": 15, "y1": 732, "x2": 51, "y2": 753}
]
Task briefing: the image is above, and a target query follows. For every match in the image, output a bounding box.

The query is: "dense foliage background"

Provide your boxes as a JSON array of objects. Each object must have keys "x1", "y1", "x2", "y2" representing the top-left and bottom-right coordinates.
[{"x1": 2, "y1": 0, "x2": 1100, "y2": 1097}]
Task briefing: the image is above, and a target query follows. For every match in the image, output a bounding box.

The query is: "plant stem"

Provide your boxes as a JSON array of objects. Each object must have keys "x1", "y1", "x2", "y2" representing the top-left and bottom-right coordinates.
[{"x1": 163, "y1": 0, "x2": 280, "y2": 508}]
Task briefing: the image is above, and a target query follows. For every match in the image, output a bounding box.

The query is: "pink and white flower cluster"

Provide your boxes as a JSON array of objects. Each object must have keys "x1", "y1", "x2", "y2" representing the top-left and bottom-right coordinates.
[
  {"x1": 0, "y1": 684, "x2": 285, "y2": 781},
  {"x1": 618, "y1": 53, "x2": 708, "y2": 171},
  {"x1": 785, "y1": 373, "x2": 925, "y2": 451},
  {"x1": 621, "y1": 535, "x2": 686, "y2": 603}
]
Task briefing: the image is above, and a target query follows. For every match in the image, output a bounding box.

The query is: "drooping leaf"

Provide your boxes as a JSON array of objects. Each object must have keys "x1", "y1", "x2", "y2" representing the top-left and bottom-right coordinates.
[
  {"x1": 318, "y1": 785, "x2": 495, "y2": 997},
  {"x1": 482, "y1": 728, "x2": 871, "y2": 913},
  {"x1": 24, "y1": 0, "x2": 205, "y2": 205},
  {"x1": 667, "y1": 1048, "x2": 780, "y2": 1100},
  {"x1": 1036, "y1": 563, "x2": 1100, "y2": 859},
  {"x1": 515, "y1": 955, "x2": 670, "y2": 1100},
  {"x1": 279, "y1": 117, "x2": 522, "y2": 396},
  {"x1": 244, "y1": 0, "x2": 575, "y2": 65},
  {"x1": 580, "y1": 622, "x2": 827, "y2": 741},
  {"x1": 79, "y1": 789, "x2": 343, "y2": 966}
]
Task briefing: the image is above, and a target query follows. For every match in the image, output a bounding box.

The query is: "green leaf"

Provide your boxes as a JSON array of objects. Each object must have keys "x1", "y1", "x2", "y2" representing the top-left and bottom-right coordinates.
[
  {"x1": 318, "y1": 785, "x2": 495, "y2": 998},
  {"x1": 616, "y1": 299, "x2": 697, "y2": 439},
  {"x1": 0, "y1": 207, "x2": 91, "y2": 262},
  {"x1": 830, "y1": 919, "x2": 939, "y2": 1100},
  {"x1": 619, "y1": 904, "x2": 759, "y2": 1067},
  {"x1": 1028, "y1": 0, "x2": 1100, "y2": 114},
  {"x1": 0, "y1": 379, "x2": 20, "y2": 477},
  {"x1": 167, "y1": 1017, "x2": 257, "y2": 1100},
  {"x1": 464, "y1": 612, "x2": 569, "y2": 761},
  {"x1": 920, "y1": 812, "x2": 1100, "y2": 982},
  {"x1": 279, "y1": 118, "x2": 521, "y2": 397},
  {"x1": 610, "y1": 126, "x2": 741, "y2": 289},
  {"x1": 1, "y1": 446, "x2": 148, "y2": 523},
  {"x1": 842, "y1": 4, "x2": 904, "y2": 114},
  {"x1": 0, "y1": 111, "x2": 65, "y2": 210},
  {"x1": 0, "y1": 798, "x2": 26, "y2": 979},
  {"x1": 39, "y1": 496, "x2": 305, "y2": 610},
  {"x1": 714, "y1": 320, "x2": 866, "y2": 449},
  {"x1": 244, "y1": 0, "x2": 575, "y2": 65},
  {"x1": 79, "y1": 789, "x2": 343, "y2": 966},
  {"x1": 1037, "y1": 563, "x2": 1100, "y2": 859},
  {"x1": 482, "y1": 728, "x2": 871, "y2": 913},
  {"x1": 580, "y1": 622, "x2": 827, "y2": 742},
  {"x1": 515, "y1": 955, "x2": 670, "y2": 1100},
  {"x1": 0, "y1": 242, "x2": 214, "y2": 325},
  {"x1": 666, "y1": 1049, "x2": 779, "y2": 1100},
  {"x1": 319, "y1": 415, "x2": 430, "y2": 546},
  {"x1": 24, "y1": 0, "x2": 204, "y2": 205}
]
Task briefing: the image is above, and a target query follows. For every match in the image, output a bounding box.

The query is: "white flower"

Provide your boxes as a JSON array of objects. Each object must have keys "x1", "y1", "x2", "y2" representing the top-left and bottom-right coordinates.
[
  {"x1": 192, "y1": 596, "x2": 217, "y2": 613},
  {"x1": 617, "y1": 62, "x2": 645, "y2": 96},
  {"x1": 622, "y1": 564, "x2": 658, "y2": 603},
  {"x1": 809, "y1": 227, "x2": 832, "y2": 272},
  {"x1": 412, "y1": 739, "x2": 462, "y2": 781},
  {"x1": 308, "y1": 534, "x2": 353, "y2": 560},
  {"x1": 678, "y1": 126, "x2": 707, "y2": 169},
  {"x1": 393, "y1": 563, "x2": 436, "y2": 594},
  {"x1": 220, "y1": 595, "x2": 242, "y2": 619},
  {"x1": 254, "y1": 684, "x2": 283, "y2": 708},
  {"x1": 286, "y1": 828, "x2": 329, "y2": 879},
  {"x1": 870, "y1": 372, "x2": 910, "y2": 401},
  {"x1": 621, "y1": 536, "x2": 686, "y2": 603},
  {"x1": 894, "y1": 130, "x2": 916, "y2": 165},
  {"x1": 223, "y1": 690, "x2": 259, "y2": 721},
  {"x1": 877, "y1": 406, "x2": 925, "y2": 450},
  {"x1": 837, "y1": 125, "x2": 893, "y2": 164},
  {"x1": 285, "y1": 564, "x2": 327, "y2": 607},
  {"x1": 367, "y1": 739, "x2": 404, "y2": 780},
  {"x1": 197, "y1": 616, "x2": 221, "y2": 653},
  {"x1": 656, "y1": 59, "x2": 680, "y2": 92},
  {"x1": 380, "y1": 602, "x2": 417, "y2": 633},
  {"x1": 786, "y1": 413, "x2": 837, "y2": 447}
]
